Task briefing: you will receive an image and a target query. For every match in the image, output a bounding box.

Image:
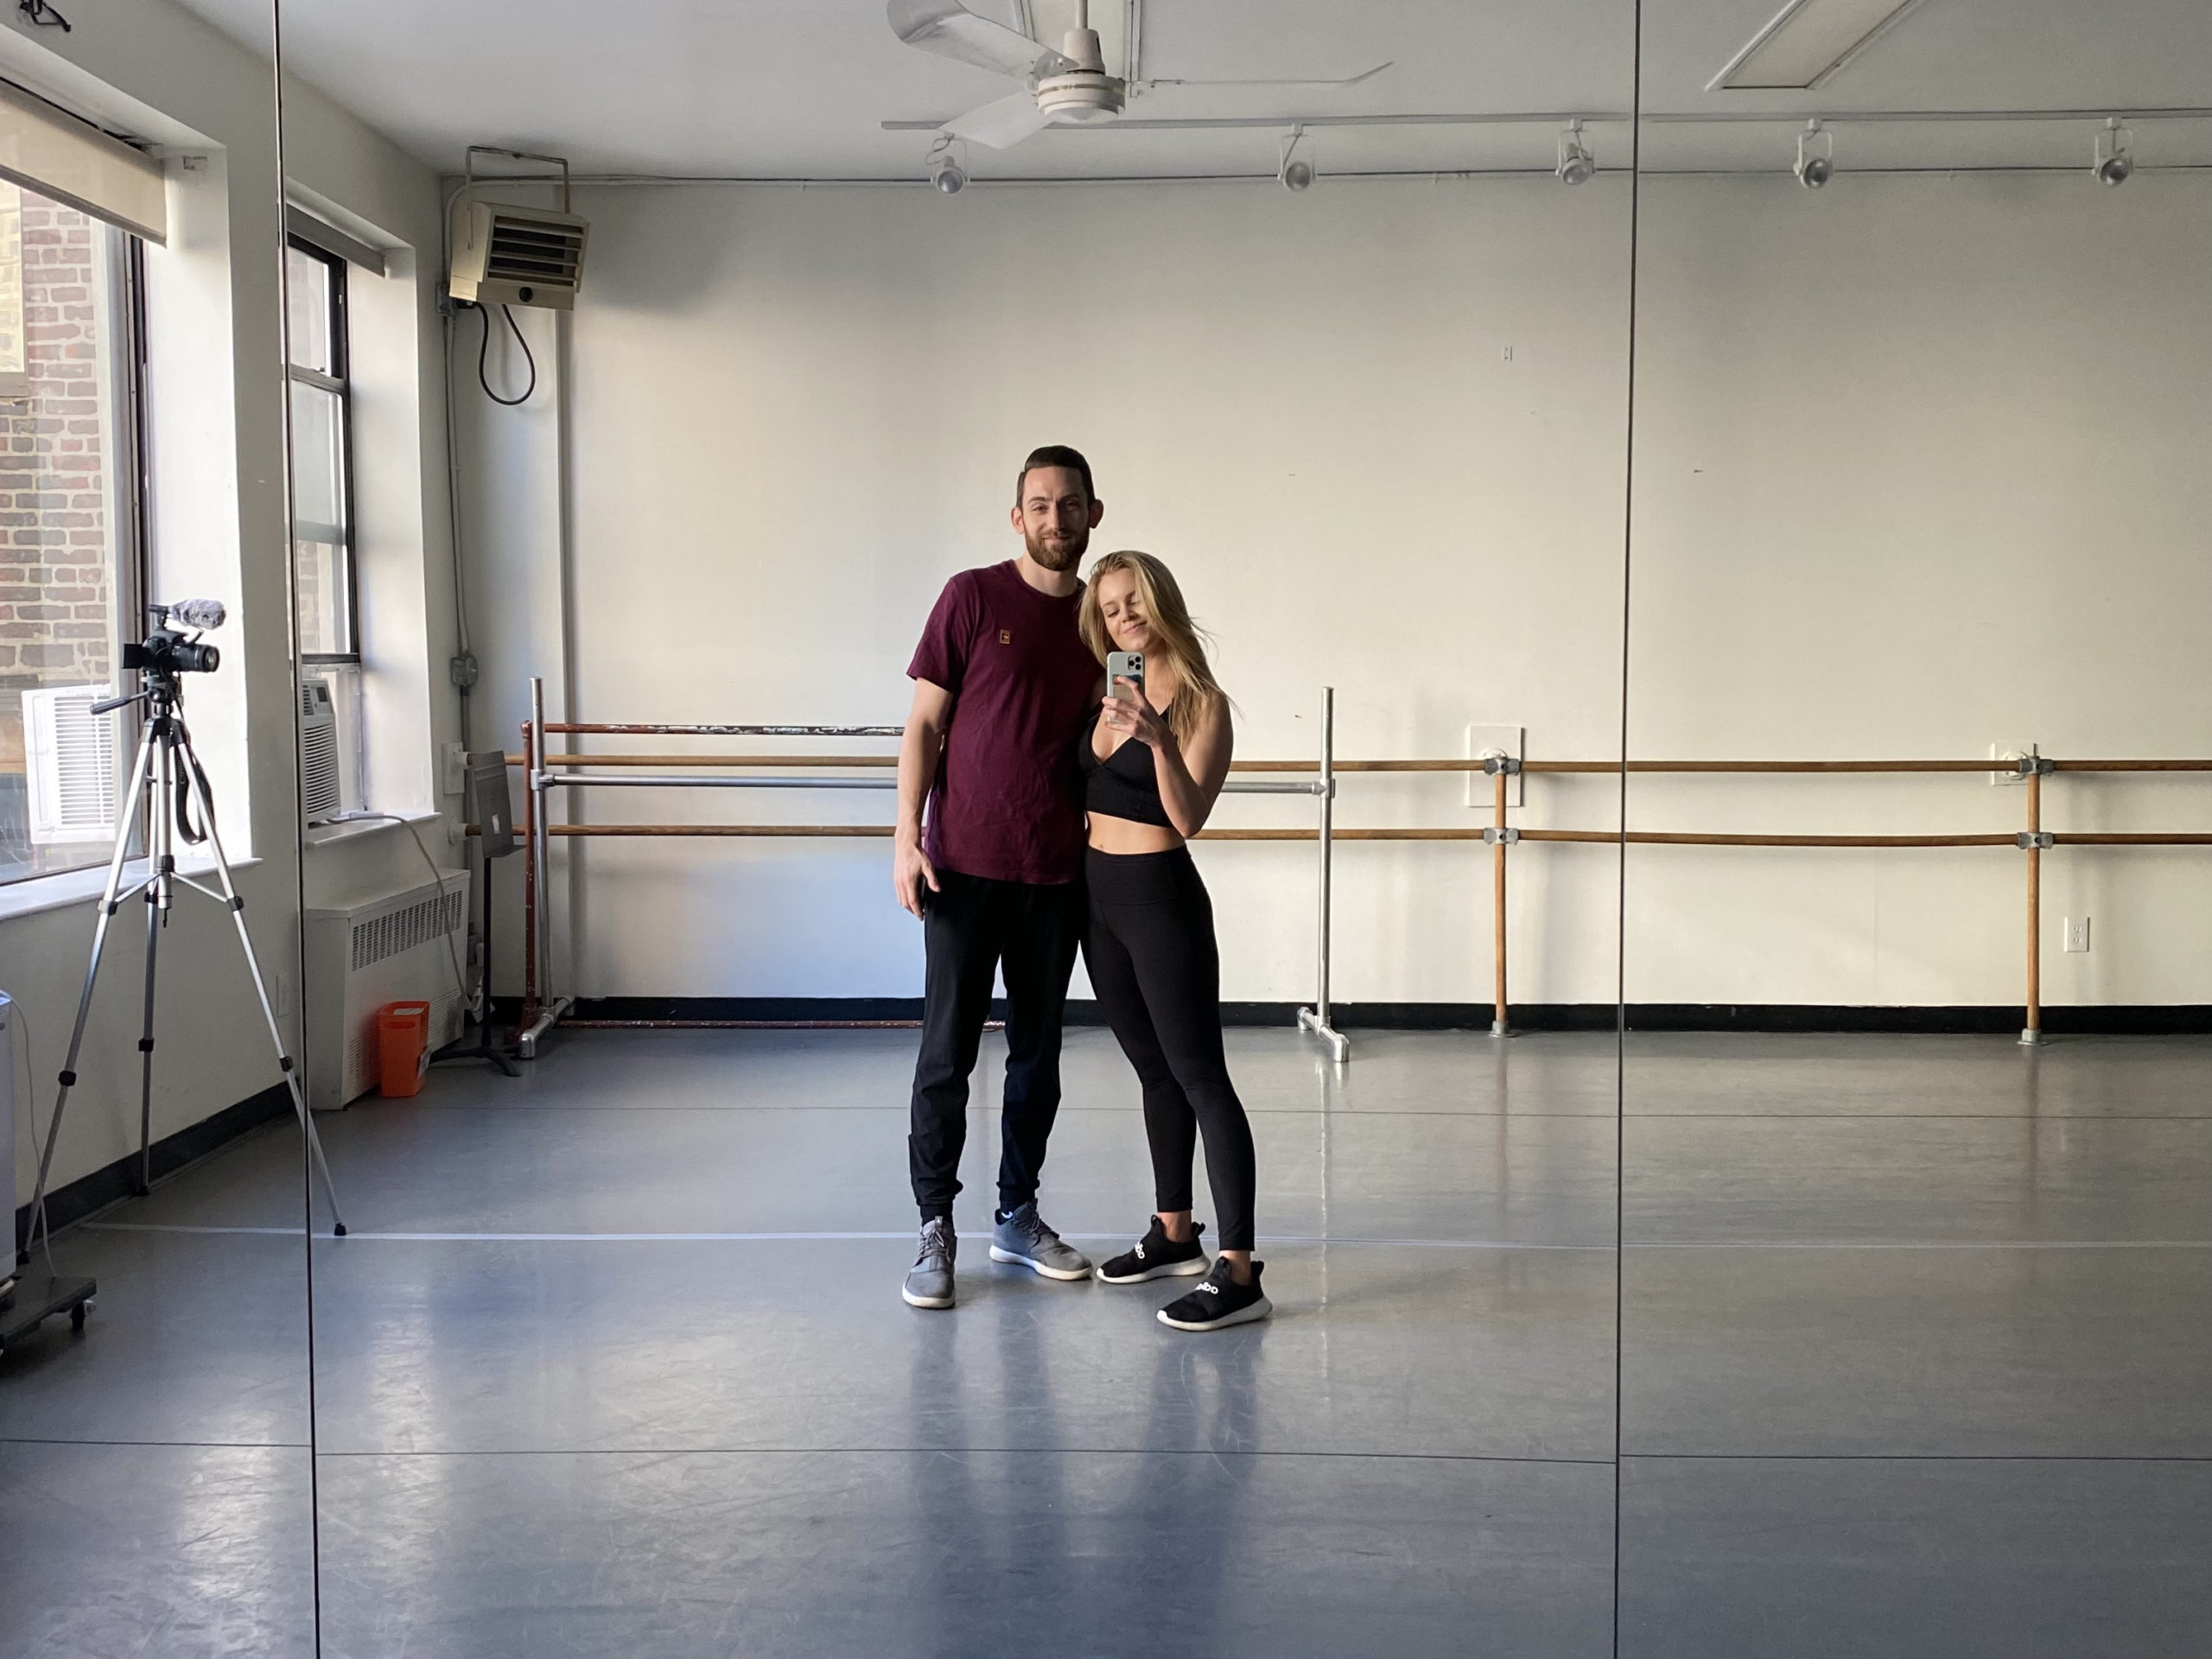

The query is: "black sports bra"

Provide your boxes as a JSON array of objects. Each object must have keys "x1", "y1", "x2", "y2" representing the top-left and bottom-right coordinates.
[{"x1": 1079, "y1": 705, "x2": 1173, "y2": 828}]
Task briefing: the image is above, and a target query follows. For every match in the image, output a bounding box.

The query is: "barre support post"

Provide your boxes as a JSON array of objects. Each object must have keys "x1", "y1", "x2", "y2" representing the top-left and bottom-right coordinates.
[
  {"x1": 518, "y1": 675, "x2": 572, "y2": 1058},
  {"x1": 1493, "y1": 760, "x2": 1510, "y2": 1037},
  {"x1": 2021, "y1": 754, "x2": 2049, "y2": 1046},
  {"x1": 1297, "y1": 686, "x2": 1351, "y2": 1063}
]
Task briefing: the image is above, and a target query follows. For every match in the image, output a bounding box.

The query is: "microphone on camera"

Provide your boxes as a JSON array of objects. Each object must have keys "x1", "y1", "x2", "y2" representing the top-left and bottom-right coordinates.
[{"x1": 167, "y1": 599, "x2": 227, "y2": 630}]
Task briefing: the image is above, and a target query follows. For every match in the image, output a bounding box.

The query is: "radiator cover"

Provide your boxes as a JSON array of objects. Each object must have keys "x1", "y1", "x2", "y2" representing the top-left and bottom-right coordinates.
[{"x1": 303, "y1": 872, "x2": 470, "y2": 1109}]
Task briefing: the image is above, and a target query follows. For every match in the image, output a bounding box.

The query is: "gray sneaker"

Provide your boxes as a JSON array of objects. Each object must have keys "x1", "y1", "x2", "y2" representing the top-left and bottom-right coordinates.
[
  {"x1": 902, "y1": 1217, "x2": 957, "y2": 1309},
  {"x1": 988, "y1": 1201, "x2": 1092, "y2": 1281}
]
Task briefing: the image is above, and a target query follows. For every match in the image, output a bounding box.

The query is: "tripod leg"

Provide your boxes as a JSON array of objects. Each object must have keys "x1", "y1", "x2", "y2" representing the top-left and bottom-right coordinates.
[
  {"x1": 174, "y1": 728, "x2": 350, "y2": 1237},
  {"x1": 135, "y1": 886, "x2": 161, "y2": 1197},
  {"x1": 22, "y1": 721, "x2": 160, "y2": 1264}
]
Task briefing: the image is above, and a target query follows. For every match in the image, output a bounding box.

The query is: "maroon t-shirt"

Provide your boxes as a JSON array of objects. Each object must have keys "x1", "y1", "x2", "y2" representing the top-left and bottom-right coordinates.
[{"x1": 907, "y1": 561, "x2": 1099, "y2": 885}]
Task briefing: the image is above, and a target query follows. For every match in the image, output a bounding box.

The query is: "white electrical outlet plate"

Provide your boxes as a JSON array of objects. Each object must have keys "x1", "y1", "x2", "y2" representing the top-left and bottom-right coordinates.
[
  {"x1": 442, "y1": 741, "x2": 467, "y2": 797},
  {"x1": 2063, "y1": 916, "x2": 2090, "y2": 953},
  {"x1": 1465, "y1": 724, "x2": 1525, "y2": 809},
  {"x1": 1990, "y1": 743, "x2": 2033, "y2": 785}
]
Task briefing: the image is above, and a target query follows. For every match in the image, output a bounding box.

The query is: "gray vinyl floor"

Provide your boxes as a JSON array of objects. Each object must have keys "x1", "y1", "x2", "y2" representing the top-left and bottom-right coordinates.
[{"x1": 3, "y1": 1027, "x2": 2208, "y2": 1657}]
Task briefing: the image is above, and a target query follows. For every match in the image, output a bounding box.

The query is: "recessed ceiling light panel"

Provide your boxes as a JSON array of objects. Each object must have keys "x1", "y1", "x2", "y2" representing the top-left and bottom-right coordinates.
[{"x1": 1709, "y1": 0, "x2": 1931, "y2": 92}]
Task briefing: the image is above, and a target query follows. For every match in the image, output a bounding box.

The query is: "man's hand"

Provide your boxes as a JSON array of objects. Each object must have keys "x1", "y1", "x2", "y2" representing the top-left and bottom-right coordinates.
[
  {"x1": 894, "y1": 831, "x2": 939, "y2": 919},
  {"x1": 895, "y1": 678, "x2": 955, "y2": 920}
]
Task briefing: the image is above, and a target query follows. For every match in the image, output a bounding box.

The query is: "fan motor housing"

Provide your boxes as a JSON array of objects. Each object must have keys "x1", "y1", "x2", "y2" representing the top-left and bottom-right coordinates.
[
  {"x1": 449, "y1": 200, "x2": 590, "y2": 311},
  {"x1": 1036, "y1": 72, "x2": 1125, "y2": 125}
]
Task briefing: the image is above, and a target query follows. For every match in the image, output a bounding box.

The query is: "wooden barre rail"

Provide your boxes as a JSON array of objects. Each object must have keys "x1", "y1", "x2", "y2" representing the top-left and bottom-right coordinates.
[
  {"x1": 533, "y1": 823, "x2": 2212, "y2": 848},
  {"x1": 512, "y1": 751, "x2": 2212, "y2": 775}
]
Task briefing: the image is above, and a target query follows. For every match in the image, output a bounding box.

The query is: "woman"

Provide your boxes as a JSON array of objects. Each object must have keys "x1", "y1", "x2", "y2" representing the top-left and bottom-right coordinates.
[{"x1": 1077, "y1": 550, "x2": 1268, "y2": 1332}]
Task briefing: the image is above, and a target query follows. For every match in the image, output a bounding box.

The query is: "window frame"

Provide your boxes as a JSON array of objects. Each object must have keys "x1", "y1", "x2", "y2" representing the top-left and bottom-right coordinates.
[{"x1": 285, "y1": 233, "x2": 360, "y2": 667}]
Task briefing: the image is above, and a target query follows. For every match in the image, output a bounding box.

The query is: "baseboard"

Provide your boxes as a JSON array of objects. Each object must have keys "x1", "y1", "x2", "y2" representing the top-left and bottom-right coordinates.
[
  {"x1": 499, "y1": 996, "x2": 2212, "y2": 1037},
  {"x1": 14, "y1": 1082, "x2": 291, "y2": 1257}
]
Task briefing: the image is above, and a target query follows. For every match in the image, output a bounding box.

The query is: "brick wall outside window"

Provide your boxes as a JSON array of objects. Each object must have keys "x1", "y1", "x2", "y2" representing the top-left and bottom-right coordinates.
[
  {"x1": 0, "y1": 184, "x2": 124, "y2": 880},
  {"x1": 0, "y1": 192, "x2": 114, "y2": 697}
]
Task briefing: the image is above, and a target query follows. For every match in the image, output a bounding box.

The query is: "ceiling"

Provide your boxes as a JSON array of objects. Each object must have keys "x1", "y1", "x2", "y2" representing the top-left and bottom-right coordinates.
[{"x1": 174, "y1": 0, "x2": 2212, "y2": 180}]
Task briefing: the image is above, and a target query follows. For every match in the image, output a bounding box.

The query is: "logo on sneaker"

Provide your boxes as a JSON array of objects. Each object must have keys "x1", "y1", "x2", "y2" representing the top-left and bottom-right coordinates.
[
  {"x1": 1135, "y1": 1243, "x2": 1147, "y2": 1259},
  {"x1": 1199, "y1": 1282, "x2": 1217, "y2": 1295}
]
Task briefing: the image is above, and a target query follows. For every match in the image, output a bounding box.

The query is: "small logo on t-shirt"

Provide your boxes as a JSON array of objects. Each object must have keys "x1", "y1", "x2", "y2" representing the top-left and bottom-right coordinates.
[{"x1": 999, "y1": 629, "x2": 1012, "y2": 644}]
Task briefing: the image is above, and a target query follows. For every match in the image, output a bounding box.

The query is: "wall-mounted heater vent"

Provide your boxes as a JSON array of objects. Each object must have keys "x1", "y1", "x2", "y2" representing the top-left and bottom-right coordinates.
[
  {"x1": 24, "y1": 683, "x2": 118, "y2": 845},
  {"x1": 304, "y1": 872, "x2": 470, "y2": 1109},
  {"x1": 449, "y1": 200, "x2": 589, "y2": 311},
  {"x1": 299, "y1": 678, "x2": 340, "y2": 821}
]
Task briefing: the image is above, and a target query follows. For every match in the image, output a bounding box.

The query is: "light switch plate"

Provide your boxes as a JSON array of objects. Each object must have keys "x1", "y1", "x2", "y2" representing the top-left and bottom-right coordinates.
[
  {"x1": 2063, "y1": 916, "x2": 2090, "y2": 953},
  {"x1": 442, "y1": 741, "x2": 467, "y2": 797},
  {"x1": 1466, "y1": 724, "x2": 1524, "y2": 809}
]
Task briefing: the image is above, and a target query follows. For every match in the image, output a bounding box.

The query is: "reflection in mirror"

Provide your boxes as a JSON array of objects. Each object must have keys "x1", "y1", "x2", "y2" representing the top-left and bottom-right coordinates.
[
  {"x1": 263, "y1": 1, "x2": 1638, "y2": 1650},
  {"x1": 0, "y1": 2, "x2": 317, "y2": 1656},
  {"x1": 1621, "y1": 3, "x2": 2212, "y2": 1652}
]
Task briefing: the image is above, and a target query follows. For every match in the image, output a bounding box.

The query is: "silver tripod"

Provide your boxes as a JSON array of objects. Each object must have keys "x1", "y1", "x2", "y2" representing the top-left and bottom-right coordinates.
[{"x1": 22, "y1": 661, "x2": 346, "y2": 1255}]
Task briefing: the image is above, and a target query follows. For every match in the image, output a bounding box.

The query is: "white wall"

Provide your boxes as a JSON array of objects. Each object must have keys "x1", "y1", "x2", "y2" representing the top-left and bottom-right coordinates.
[
  {"x1": 471, "y1": 168, "x2": 2210, "y2": 1013},
  {"x1": 1625, "y1": 172, "x2": 2212, "y2": 1009}
]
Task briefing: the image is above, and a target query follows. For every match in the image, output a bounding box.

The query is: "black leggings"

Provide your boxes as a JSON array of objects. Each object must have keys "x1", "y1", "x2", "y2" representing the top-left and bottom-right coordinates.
[{"x1": 1083, "y1": 847, "x2": 1258, "y2": 1251}]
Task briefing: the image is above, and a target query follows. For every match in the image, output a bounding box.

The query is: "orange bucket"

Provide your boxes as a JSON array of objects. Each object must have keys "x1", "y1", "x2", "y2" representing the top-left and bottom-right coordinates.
[{"x1": 377, "y1": 1001, "x2": 432, "y2": 1097}]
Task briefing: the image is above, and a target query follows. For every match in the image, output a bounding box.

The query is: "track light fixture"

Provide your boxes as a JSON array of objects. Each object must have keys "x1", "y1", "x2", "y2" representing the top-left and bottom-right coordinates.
[
  {"x1": 2094, "y1": 118, "x2": 2133, "y2": 187},
  {"x1": 1794, "y1": 118, "x2": 1834, "y2": 189},
  {"x1": 1279, "y1": 124, "x2": 1314, "y2": 193},
  {"x1": 1555, "y1": 120, "x2": 1595, "y2": 186},
  {"x1": 927, "y1": 137, "x2": 967, "y2": 196}
]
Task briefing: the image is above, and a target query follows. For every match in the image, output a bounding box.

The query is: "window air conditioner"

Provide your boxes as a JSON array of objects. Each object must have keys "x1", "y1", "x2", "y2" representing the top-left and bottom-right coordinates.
[
  {"x1": 299, "y1": 678, "x2": 342, "y2": 822},
  {"x1": 299, "y1": 674, "x2": 364, "y2": 824},
  {"x1": 23, "y1": 683, "x2": 118, "y2": 845},
  {"x1": 448, "y1": 200, "x2": 588, "y2": 311}
]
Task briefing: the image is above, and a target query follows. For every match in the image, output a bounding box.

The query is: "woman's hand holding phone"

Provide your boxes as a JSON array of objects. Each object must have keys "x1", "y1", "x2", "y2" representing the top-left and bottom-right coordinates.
[{"x1": 1103, "y1": 675, "x2": 1171, "y2": 750}]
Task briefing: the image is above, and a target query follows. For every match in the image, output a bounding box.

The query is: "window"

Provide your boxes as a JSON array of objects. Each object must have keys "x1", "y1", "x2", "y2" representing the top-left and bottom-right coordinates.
[
  {"x1": 286, "y1": 237, "x2": 356, "y2": 663},
  {"x1": 0, "y1": 184, "x2": 143, "y2": 887}
]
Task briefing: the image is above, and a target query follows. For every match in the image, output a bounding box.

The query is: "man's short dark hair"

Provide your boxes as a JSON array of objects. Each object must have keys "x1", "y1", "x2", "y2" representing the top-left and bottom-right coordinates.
[{"x1": 1016, "y1": 444, "x2": 1094, "y2": 505}]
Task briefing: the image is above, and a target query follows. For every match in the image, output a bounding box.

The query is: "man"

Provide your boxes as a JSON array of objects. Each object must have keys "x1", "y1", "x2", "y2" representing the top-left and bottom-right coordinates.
[{"x1": 895, "y1": 445, "x2": 1105, "y2": 1309}]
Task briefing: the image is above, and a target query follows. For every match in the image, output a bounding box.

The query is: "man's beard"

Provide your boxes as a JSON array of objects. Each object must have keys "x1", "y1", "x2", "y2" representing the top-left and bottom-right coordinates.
[{"x1": 1026, "y1": 523, "x2": 1088, "y2": 573}]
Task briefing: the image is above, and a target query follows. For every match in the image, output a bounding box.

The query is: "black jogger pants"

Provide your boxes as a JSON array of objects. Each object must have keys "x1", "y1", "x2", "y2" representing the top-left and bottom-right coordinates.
[
  {"x1": 1082, "y1": 846, "x2": 1259, "y2": 1251},
  {"x1": 908, "y1": 868, "x2": 1085, "y2": 1220}
]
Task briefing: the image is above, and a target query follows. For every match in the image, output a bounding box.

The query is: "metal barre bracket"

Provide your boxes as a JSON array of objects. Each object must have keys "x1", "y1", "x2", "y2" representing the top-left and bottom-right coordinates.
[
  {"x1": 2017, "y1": 757, "x2": 2056, "y2": 776},
  {"x1": 2017, "y1": 831, "x2": 2056, "y2": 849},
  {"x1": 1483, "y1": 826, "x2": 1521, "y2": 845},
  {"x1": 1482, "y1": 755, "x2": 1523, "y2": 776}
]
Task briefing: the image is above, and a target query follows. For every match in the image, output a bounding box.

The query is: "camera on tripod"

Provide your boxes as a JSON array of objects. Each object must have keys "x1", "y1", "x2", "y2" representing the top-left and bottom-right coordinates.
[
  {"x1": 22, "y1": 588, "x2": 347, "y2": 1285},
  {"x1": 94, "y1": 601, "x2": 225, "y2": 716},
  {"x1": 123, "y1": 599, "x2": 224, "y2": 677}
]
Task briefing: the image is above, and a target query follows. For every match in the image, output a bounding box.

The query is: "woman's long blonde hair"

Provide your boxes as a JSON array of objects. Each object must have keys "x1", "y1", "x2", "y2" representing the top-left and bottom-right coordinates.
[{"x1": 1079, "y1": 550, "x2": 1226, "y2": 747}]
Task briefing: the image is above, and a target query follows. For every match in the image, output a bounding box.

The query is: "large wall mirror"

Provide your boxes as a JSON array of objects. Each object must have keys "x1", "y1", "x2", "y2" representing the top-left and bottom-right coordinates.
[
  {"x1": 269, "y1": 0, "x2": 1636, "y2": 1651},
  {"x1": 0, "y1": 1, "x2": 315, "y2": 1654},
  {"x1": 1619, "y1": 3, "x2": 2211, "y2": 1653}
]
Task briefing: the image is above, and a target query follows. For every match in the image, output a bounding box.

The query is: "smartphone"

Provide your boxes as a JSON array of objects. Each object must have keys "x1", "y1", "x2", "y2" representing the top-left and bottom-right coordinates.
[{"x1": 1106, "y1": 651, "x2": 1144, "y2": 696}]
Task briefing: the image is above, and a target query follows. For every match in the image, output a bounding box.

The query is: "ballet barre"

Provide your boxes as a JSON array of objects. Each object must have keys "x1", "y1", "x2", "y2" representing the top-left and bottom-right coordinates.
[{"x1": 512, "y1": 674, "x2": 2209, "y2": 1059}]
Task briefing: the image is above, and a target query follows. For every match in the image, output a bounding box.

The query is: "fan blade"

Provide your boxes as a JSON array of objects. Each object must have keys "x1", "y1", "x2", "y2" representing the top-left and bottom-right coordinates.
[
  {"x1": 944, "y1": 91, "x2": 1053, "y2": 149},
  {"x1": 887, "y1": 0, "x2": 1064, "y2": 81}
]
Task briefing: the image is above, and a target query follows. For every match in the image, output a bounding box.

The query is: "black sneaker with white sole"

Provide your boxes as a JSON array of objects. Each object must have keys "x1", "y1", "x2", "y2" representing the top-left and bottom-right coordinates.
[
  {"x1": 1096, "y1": 1217, "x2": 1209, "y2": 1285},
  {"x1": 1157, "y1": 1259, "x2": 1270, "y2": 1332}
]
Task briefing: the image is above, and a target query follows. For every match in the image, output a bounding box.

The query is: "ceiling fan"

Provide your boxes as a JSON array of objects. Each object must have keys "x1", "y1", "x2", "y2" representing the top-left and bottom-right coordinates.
[{"x1": 887, "y1": 0, "x2": 1391, "y2": 150}]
